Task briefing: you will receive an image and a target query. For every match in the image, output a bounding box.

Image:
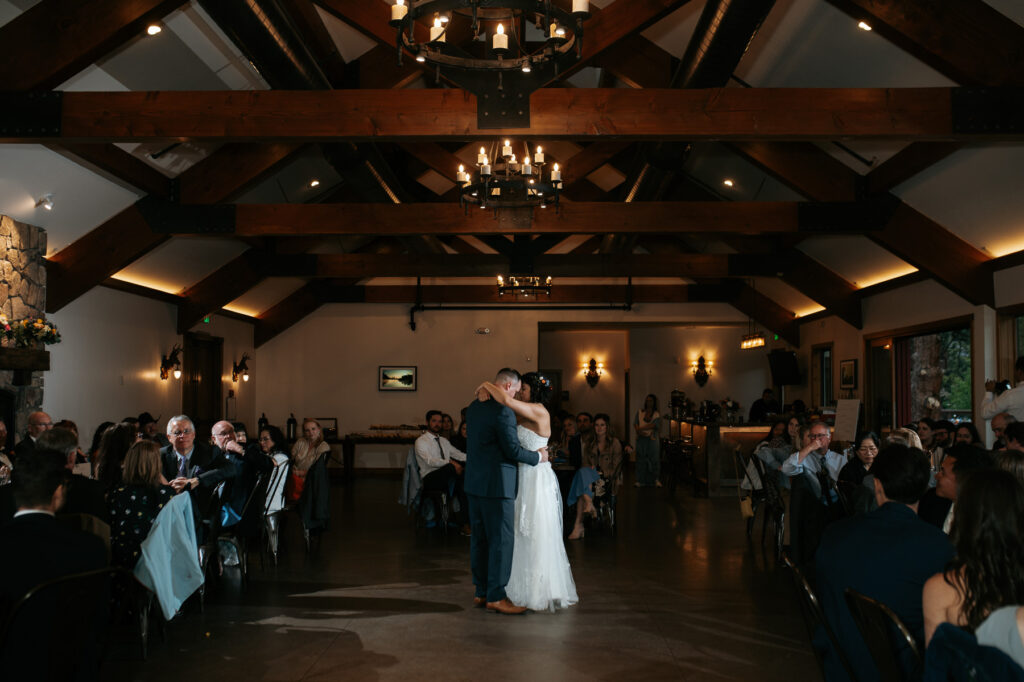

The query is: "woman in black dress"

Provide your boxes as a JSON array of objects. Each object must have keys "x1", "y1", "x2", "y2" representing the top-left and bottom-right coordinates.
[{"x1": 107, "y1": 440, "x2": 175, "y2": 569}]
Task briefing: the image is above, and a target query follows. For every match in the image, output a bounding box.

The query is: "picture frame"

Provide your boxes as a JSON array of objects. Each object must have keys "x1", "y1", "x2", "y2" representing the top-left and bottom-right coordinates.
[
  {"x1": 378, "y1": 366, "x2": 417, "y2": 391},
  {"x1": 839, "y1": 359, "x2": 858, "y2": 390}
]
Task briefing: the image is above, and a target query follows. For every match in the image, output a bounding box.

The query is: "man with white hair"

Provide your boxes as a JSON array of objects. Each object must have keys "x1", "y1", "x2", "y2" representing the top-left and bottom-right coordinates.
[{"x1": 160, "y1": 415, "x2": 236, "y2": 517}]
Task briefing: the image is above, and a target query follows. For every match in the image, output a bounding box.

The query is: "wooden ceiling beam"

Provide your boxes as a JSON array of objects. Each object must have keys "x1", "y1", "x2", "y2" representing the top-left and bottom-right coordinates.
[
  {"x1": 864, "y1": 142, "x2": 962, "y2": 195},
  {"x1": 728, "y1": 281, "x2": 800, "y2": 346},
  {"x1": 45, "y1": 143, "x2": 301, "y2": 312},
  {"x1": 825, "y1": 0, "x2": 1024, "y2": 87},
  {"x1": 150, "y1": 200, "x2": 897, "y2": 236},
  {"x1": 47, "y1": 143, "x2": 172, "y2": 198},
  {"x1": 177, "y1": 249, "x2": 270, "y2": 333},
  {"x1": 6, "y1": 87, "x2": 1012, "y2": 143},
  {"x1": 279, "y1": 0, "x2": 349, "y2": 88},
  {"x1": 0, "y1": 0, "x2": 186, "y2": 90},
  {"x1": 254, "y1": 281, "x2": 326, "y2": 347},
  {"x1": 330, "y1": 283, "x2": 727, "y2": 305}
]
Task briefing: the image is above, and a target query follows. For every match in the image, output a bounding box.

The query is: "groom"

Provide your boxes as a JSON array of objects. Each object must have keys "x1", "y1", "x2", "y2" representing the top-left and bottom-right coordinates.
[{"x1": 465, "y1": 368, "x2": 547, "y2": 614}]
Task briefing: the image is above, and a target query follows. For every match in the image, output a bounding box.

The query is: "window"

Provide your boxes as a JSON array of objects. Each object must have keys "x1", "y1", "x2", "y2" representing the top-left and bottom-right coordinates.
[{"x1": 894, "y1": 325, "x2": 972, "y2": 425}]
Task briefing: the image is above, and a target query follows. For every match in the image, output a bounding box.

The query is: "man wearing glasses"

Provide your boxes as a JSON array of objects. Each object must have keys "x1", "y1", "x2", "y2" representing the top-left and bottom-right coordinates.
[
  {"x1": 160, "y1": 415, "x2": 236, "y2": 506},
  {"x1": 12, "y1": 411, "x2": 53, "y2": 465},
  {"x1": 782, "y1": 421, "x2": 846, "y2": 565},
  {"x1": 782, "y1": 421, "x2": 845, "y2": 486}
]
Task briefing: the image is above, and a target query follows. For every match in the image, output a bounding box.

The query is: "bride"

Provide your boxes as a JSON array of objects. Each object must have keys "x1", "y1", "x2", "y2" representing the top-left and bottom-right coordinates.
[{"x1": 476, "y1": 372, "x2": 578, "y2": 612}]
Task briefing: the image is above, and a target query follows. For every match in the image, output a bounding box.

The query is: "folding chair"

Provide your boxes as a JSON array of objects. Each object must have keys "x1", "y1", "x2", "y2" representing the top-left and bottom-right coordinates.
[{"x1": 845, "y1": 588, "x2": 922, "y2": 682}]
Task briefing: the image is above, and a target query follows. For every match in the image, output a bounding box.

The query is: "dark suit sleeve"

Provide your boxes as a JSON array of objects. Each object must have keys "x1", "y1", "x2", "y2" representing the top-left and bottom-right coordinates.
[
  {"x1": 494, "y1": 406, "x2": 540, "y2": 466},
  {"x1": 197, "y1": 445, "x2": 239, "y2": 488},
  {"x1": 242, "y1": 442, "x2": 274, "y2": 475}
]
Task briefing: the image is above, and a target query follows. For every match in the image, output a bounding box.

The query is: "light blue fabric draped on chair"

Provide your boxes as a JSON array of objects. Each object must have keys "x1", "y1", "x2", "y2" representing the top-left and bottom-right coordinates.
[{"x1": 133, "y1": 492, "x2": 204, "y2": 619}]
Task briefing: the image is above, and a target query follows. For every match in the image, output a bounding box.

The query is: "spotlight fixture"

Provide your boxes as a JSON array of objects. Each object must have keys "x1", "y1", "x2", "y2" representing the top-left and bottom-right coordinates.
[
  {"x1": 232, "y1": 353, "x2": 251, "y2": 383},
  {"x1": 309, "y1": 179, "x2": 320, "y2": 188},
  {"x1": 691, "y1": 356, "x2": 713, "y2": 387},
  {"x1": 723, "y1": 179, "x2": 734, "y2": 187},
  {"x1": 497, "y1": 274, "x2": 552, "y2": 298},
  {"x1": 147, "y1": 24, "x2": 162, "y2": 35},
  {"x1": 857, "y1": 21, "x2": 872, "y2": 31},
  {"x1": 581, "y1": 358, "x2": 604, "y2": 388},
  {"x1": 35, "y1": 194, "x2": 53, "y2": 211},
  {"x1": 160, "y1": 344, "x2": 182, "y2": 381},
  {"x1": 389, "y1": 0, "x2": 590, "y2": 128}
]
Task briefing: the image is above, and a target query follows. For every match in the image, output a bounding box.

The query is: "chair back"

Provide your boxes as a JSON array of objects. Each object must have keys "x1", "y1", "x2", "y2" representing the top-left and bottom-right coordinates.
[
  {"x1": 783, "y1": 552, "x2": 860, "y2": 682},
  {"x1": 0, "y1": 566, "x2": 111, "y2": 681},
  {"x1": 844, "y1": 588, "x2": 922, "y2": 681},
  {"x1": 264, "y1": 453, "x2": 290, "y2": 515}
]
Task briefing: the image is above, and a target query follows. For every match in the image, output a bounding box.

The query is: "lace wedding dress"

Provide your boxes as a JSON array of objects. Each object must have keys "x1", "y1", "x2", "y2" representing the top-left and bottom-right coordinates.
[{"x1": 505, "y1": 425, "x2": 579, "y2": 612}]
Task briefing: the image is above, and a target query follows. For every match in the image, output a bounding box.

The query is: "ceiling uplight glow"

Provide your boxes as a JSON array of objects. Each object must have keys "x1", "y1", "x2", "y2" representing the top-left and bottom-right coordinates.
[
  {"x1": 147, "y1": 24, "x2": 162, "y2": 35},
  {"x1": 309, "y1": 179, "x2": 320, "y2": 188},
  {"x1": 857, "y1": 21, "x2": 872, "y2": 31}
]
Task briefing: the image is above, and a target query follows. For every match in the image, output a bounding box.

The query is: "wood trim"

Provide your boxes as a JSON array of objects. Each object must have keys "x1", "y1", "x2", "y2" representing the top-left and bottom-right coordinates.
[{"x1": 863, "y1": 314, "x2": 974, "y2": 342}]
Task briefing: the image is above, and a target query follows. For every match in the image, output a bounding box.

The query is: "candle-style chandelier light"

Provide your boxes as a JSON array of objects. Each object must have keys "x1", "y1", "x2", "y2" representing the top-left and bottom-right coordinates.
[
  {"x1": 389, "y1": 0, "x2": 590, "y2": 127},
  {"x1": 458, "y1": 139, "x2": 562, "y2": 212},
  {"x1": 497, "y1": 274, "x2": 552, "y2": 297}
]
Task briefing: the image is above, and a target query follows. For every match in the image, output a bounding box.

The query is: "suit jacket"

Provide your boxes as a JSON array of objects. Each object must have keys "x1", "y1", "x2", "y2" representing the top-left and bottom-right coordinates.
[
  {"x1": 918, "y1": 488, "x2": 953, "y2": 530},
  {"x1": 12, "y1": 436, "x2": 34, "y2": 466},
  {"x1": 62, "y1": 473, "x2": 109, "y2": 522},
  {"x1": 0, "y1": 512, "x2": 108, "y2": 620},
  {"x1": 814, "y1": 502, "x2": 954, "y2": 682},
  {"x1": 464, "y1": 398, "x2": 539, "y2": 499},
  {"x1": 160, "y1": 442, "x2": 237, "y2": 518}
]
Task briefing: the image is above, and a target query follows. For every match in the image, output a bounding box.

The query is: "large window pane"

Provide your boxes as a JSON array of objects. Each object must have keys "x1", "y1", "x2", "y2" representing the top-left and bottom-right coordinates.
[{"x1": 900, "y1": 327, "x2": 972, "y2": 423}]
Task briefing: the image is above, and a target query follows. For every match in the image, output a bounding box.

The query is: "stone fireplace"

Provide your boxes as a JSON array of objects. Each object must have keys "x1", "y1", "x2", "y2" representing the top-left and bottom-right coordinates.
[{"x1": 0, "y1": 214, "x2": 48, "y2": 447}]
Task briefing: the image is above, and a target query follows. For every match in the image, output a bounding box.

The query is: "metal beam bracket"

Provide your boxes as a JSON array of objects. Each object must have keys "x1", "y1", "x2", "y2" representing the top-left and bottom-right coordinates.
[
  {"x1": 136, "y1": 197, "x2": 236, "y2": 234},
  {"x1": 0, "y1": 91, "x2": 61, "y2": 137},
  {"x1": 952, "y1": 87, "x2": 1024, "y2": 134}
]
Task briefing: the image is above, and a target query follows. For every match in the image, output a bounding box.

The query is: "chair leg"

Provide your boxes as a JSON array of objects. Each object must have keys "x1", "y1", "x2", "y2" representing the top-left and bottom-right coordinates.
[{"x1": 139, "y1": 593, "x2": 150, "y2": 660}]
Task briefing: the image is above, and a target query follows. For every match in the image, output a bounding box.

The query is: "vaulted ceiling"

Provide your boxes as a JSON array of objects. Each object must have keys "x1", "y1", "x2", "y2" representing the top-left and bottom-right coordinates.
[{"x1": 1, "y1": 0, "x2": 1022, "y2": 347}]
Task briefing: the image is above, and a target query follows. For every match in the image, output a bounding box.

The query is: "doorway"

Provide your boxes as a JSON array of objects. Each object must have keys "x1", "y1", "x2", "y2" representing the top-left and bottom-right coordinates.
[{"x1": 182, "y1": 332, "x2": 223, "y2": 439}]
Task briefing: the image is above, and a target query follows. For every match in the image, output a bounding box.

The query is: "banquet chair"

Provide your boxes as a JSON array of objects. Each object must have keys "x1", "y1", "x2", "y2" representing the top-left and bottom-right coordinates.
[
  {"x1": 845, "y1": 588, "x2": 922, "y2": 682},
  {"x1": 262, "y1": 453, "x2": 289, "y2": 566},
  {"x1": 783, "y1": 552, "x2": 860, "y2": 682},
  {"x1": 733, "y1": 446, "x2": 765, "y2": 538},
  {"x1": 751, "y1": 455, "x2": 786, "y2": 562},
  {"x1": 400, "y1": 447, "x2": 449, "y2": 534},
  {"x1": 219, "y1": 472, "x2": 268, "y2": 585},
  {"x1": 0, "y1": 567, "x2": 111, "y2": 680}
]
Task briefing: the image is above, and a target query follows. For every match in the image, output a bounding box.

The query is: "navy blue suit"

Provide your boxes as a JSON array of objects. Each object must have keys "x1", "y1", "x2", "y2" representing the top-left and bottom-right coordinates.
[
  {"x1": 815, "y1": 502, "x2": 954, "y2": 682},
  {"x1": 464, "y1": 398, "x2": 540, "y2": 603}
]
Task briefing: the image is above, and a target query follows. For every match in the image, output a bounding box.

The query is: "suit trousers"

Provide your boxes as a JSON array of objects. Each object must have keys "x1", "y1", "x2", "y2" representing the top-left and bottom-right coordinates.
[
  {"x1": 468, "y1": 493, "x2": 514, "y2": 603},
  {"x1": 422, "y1": 463, "x2": 467, "y2": 525}
]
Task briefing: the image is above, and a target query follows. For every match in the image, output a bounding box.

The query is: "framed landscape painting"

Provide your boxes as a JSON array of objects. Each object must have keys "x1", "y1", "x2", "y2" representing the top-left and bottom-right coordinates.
[
  {"x1": 839, "y1": 359, "x2": 857, "y2": 390},
  {"x1": 379, "y1": 366, "x2": 417, "y2": 391}
]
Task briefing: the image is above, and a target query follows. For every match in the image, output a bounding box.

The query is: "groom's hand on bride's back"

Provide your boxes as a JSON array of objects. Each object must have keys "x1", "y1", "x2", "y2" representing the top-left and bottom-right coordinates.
[
  {"x1": 537, "y1": 447, "x2": 549, "y2": 463},
  {"x1": 475, "y1": 383, "x2": 490, "y2": 401}
]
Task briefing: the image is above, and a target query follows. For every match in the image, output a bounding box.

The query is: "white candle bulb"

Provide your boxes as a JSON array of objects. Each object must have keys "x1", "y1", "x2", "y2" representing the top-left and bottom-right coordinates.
[
  {"x1": 551, "y1": 163, "x2": 561, "y2": 182},
  {"x1": 391, "y1": 0, "x2": 407, "y2": 22},
  {"x1": 573, "y1": 0, "x2": 589, "y2": 13},
  {"x1": 430, "y1": 16, "x2": 445, "y2": 42},
  {"x1": 550, "y1": 22, "x2": 558, "y2": 38},
  {"x1": 534, "y1": 146, "x2": 544, "y2": 163},
  {"x1": 522, "y1": 160, "x2": 532, "y2": 175},
  {"x1": 493, "y1": 23, "x2": 508, "y2": 50},
  {"x1": 502, "y1": 139, "x2": 512, "y2": 157},
  {"x1": 478, "y1": 147, "x2": 487, "y2": 165}
]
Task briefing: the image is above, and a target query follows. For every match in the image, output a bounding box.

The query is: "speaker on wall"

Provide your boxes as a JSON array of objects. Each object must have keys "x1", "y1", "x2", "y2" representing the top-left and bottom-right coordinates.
[{"x1": 768, "y1": 349, "x2": 801, "y2": 385}]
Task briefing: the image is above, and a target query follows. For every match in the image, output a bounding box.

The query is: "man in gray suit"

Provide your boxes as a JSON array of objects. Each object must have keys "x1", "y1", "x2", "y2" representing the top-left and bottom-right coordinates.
[{"x1": 464, "y1": 368, "x2": 547, "y2": 614}]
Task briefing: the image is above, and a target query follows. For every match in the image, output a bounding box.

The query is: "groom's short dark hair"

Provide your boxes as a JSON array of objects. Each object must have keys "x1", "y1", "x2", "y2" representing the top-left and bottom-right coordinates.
[{"x1": 495, "y1": 368, "x2": 521, "y2": 385}]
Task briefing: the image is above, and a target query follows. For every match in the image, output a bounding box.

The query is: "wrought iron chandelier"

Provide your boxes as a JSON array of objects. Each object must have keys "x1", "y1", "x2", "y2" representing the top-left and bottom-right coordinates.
[
  {"x1": 389, "y1": 0, "x2": 590, "y2": 127},
  {"x1": 458, "y1": 139, "x2": 562, "y2": 212},
  {"x1": 497, "y1": 274, "x2": 552, "y2": 297}
]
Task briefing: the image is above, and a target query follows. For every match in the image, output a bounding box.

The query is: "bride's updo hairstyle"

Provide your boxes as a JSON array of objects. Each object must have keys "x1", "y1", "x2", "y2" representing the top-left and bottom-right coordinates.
[{"x1": 521, "y1": 372, "x2": 553, "y2": 405}]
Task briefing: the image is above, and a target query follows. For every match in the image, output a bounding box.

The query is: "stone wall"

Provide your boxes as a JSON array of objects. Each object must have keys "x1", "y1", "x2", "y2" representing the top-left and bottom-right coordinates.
[{"x1": 0, "y1": 214, "x2": 47, "y2": 440}]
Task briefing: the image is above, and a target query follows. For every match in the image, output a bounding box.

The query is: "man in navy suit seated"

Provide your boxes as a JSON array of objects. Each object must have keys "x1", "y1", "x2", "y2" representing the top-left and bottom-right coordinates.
[{"x1": 814, "y1": 443, "x2": 954, "y2": 682}]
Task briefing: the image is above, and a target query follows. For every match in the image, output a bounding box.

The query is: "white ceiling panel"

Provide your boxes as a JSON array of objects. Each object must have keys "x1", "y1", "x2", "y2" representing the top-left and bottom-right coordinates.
[
  {"x1": 641, "y1": 1, "x2": 705, "y2": 59},
  {"x1": 797, "y1": 236, "x2": 917, "y2": 288},
  {"x1": 751, "y1": 277, "x2": 824, "y2": 318},
  {"x1": 736, "y1": 0, "x2": 955, "y2": 88},
  {"x1": 318, "y1": 5, "x2": 378, "y2": 63},
  {"x1": 893, "y1": 144, "x2": 1024, "y2": 257},
  {"x1": 983, "y1": 0, "x2": 1024, "y2": 26},
  {"x1": 225, "y1": 277, "x2": 309, "y2": 317},
  {"x1": 683, "y1": 143, "x2": 805, "y2": 201},
  {"x1": 0, "y1": 145, "x2": 141, "y2": 255},
  {"x1": 114, "y1": 237, "x2": 249, "y2": 294}
]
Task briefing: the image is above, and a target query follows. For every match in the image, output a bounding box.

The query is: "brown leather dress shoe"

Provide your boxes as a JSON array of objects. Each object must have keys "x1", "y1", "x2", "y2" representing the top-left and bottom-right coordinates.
[
  {"x1": 486, "y1": 599, "x2": 527, "y2": 615},
  {"x1": 473, "y1": 597, "x2": 486, "y2": 608}
]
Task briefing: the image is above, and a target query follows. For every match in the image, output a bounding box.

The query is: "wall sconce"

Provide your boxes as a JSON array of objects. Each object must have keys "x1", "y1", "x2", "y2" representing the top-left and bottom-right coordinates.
[
  {"x1": 232, "y1": 353, "x2": 250, "y2": 382},
  {"x1": 691, "y1": 356, "x2": 713, "y2": 387},
  {"x1": 581, "y1": 358, "x2": 604, "y2": 388},
  {"x1": 160, "y1": 344, "x2": 182, "y2": 380}
]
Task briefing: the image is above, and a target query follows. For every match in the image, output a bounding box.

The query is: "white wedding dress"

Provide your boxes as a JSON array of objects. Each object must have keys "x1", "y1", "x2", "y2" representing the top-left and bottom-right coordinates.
[{"x1": 505, "y1": 424, "x2": 579, "y2": 612}]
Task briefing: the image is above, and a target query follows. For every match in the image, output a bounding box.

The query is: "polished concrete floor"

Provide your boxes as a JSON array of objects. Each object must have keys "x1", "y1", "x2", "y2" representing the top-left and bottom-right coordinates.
[{"x1": 104, "y1": 473, "x2": 819, "y2": 681}]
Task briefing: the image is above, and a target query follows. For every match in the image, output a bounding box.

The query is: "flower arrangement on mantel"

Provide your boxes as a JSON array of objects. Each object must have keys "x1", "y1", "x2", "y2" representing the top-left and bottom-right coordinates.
[{"x1": 0, "y1": 315, "x2": 61, "y2": 348}]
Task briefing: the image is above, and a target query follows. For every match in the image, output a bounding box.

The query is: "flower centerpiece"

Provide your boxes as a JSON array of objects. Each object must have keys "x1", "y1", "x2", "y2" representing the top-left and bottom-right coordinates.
[{"x1": 1, "y1": 315, "x2": 61, "y2": 348}]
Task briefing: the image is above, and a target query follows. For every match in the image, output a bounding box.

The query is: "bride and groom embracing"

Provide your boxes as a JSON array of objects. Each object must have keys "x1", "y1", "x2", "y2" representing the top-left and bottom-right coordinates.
[{"x1": 464, "y1": 368, "x2": 578, "y2": 615}]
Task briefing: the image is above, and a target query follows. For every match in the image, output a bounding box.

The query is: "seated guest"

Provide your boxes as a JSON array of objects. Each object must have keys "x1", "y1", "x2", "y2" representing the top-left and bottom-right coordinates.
[
  {"x1": 782, "y1": 421, "x2": 845, "y2": 492},
  {"x1": 748, "y1": 388, "x2": 779, "y2": 423},
  {"x1": 450, "y1": 419, "x2": 468, "y2": 452},
  {"x1": 566, "y1": 412, "x2": 593, "y2": 470},
  {"x1": 139, "y1": 411, "x2": 170, "y2": 448},
  {"x1": 441, "y1": 413, "x2": 455, "y2": 441},
  {"x1": 955, "y1": 422, "x2": 984, "y2": 448},
  {"x1": 36, "y1": 427, "x2": 108, "y2": 522},
  {"x1": 0, "y1": 422, "x2": 13, "y2": 523},
  {"x1": 634, "y1": 394, "x2": 661, "y2": 488},
  {"x1": 567, "y1": 414, "x2": 622, "y2": 540},
  {"x1": 108, "y1": 441, "x2": 175, "y2": 568},
  {"x1": 976, "y1": 606, "x2": 1024, "y2": 669},
  {"x1": 924, "y1": 468, "x2": 1024, "y2": 645},
  {"x1": 933, "y1": 419, "x2": 955, "y2": 452},
  {"x1": 289, "y1": 418, "x2": 330, "y2": 502},
  {"x1": 838, "y1": 431, "x2": 879, "y2": 514},
  {"x1": 0, "y1": 450, "x2": 107, "y2": 621},
  {"x1": 816, "y1": 444, "x2": 953, "y2": 682},
  {"x1": 231, "y1": 422, "x2": 249, "y2": 444},
  {"x1": 997, "y1": 447, "x2": 1024, "y2": 486},
  {"x1": 86, "y1": 420, "x2": 114, "y2": 475},
  {"x1": 887, "y1": 427, "x2": 923, "y2": 450},
  {"x1": 992, "y1": 412, "x2": 1018, "y2": 451},
  {"x1": 12, "y1": 410, "x2": 52, "y2": 465},
  {"x1": 1006, "y1": 422, "x2": 1024, "y2": 453},
  {"x1": 553, "y1": 413, "x2": 577, "y2": 462},
  {"x1": 213, "y1": 420, "x2": 273, "y2": 527},
  {"x1": 0, "y1": 419, "x2": 11, "y2": 458},
  {"x1": 754, "y1": 417, "x2": 794, "y2": 474},
  {"x1": 784, "y1": 422, "x2": 846, "y2": 564},
  {"x1": 160, "y1": 415, "x2": 237, "y2": 522},
  {"x1": 96, "y1": 422, "x2": 142, "y2": 489},
  {"x1": 918, "y1": 444, "x2": 995, "y2": 533},
  {"x1": 414, "y1": 409, "x2": 468, "y2": 532}
]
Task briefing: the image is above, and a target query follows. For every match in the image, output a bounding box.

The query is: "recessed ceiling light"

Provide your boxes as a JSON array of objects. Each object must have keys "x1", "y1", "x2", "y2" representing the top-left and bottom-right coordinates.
[
  {"x1": 857, "y1": 21, "x2": 872, "y2": 31},
  {"x1": 147, "y1": 24, "x2": 162, "y2": 36},
  {"x1": 309, "y1": 179, "x2": 320, "y2": 188},
  {"x1": 723, "y1": 179, "x2": 734, "y2": 187},
  {"x1": 35, "y1": 194, "x2": 53, "y2": 210}
]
